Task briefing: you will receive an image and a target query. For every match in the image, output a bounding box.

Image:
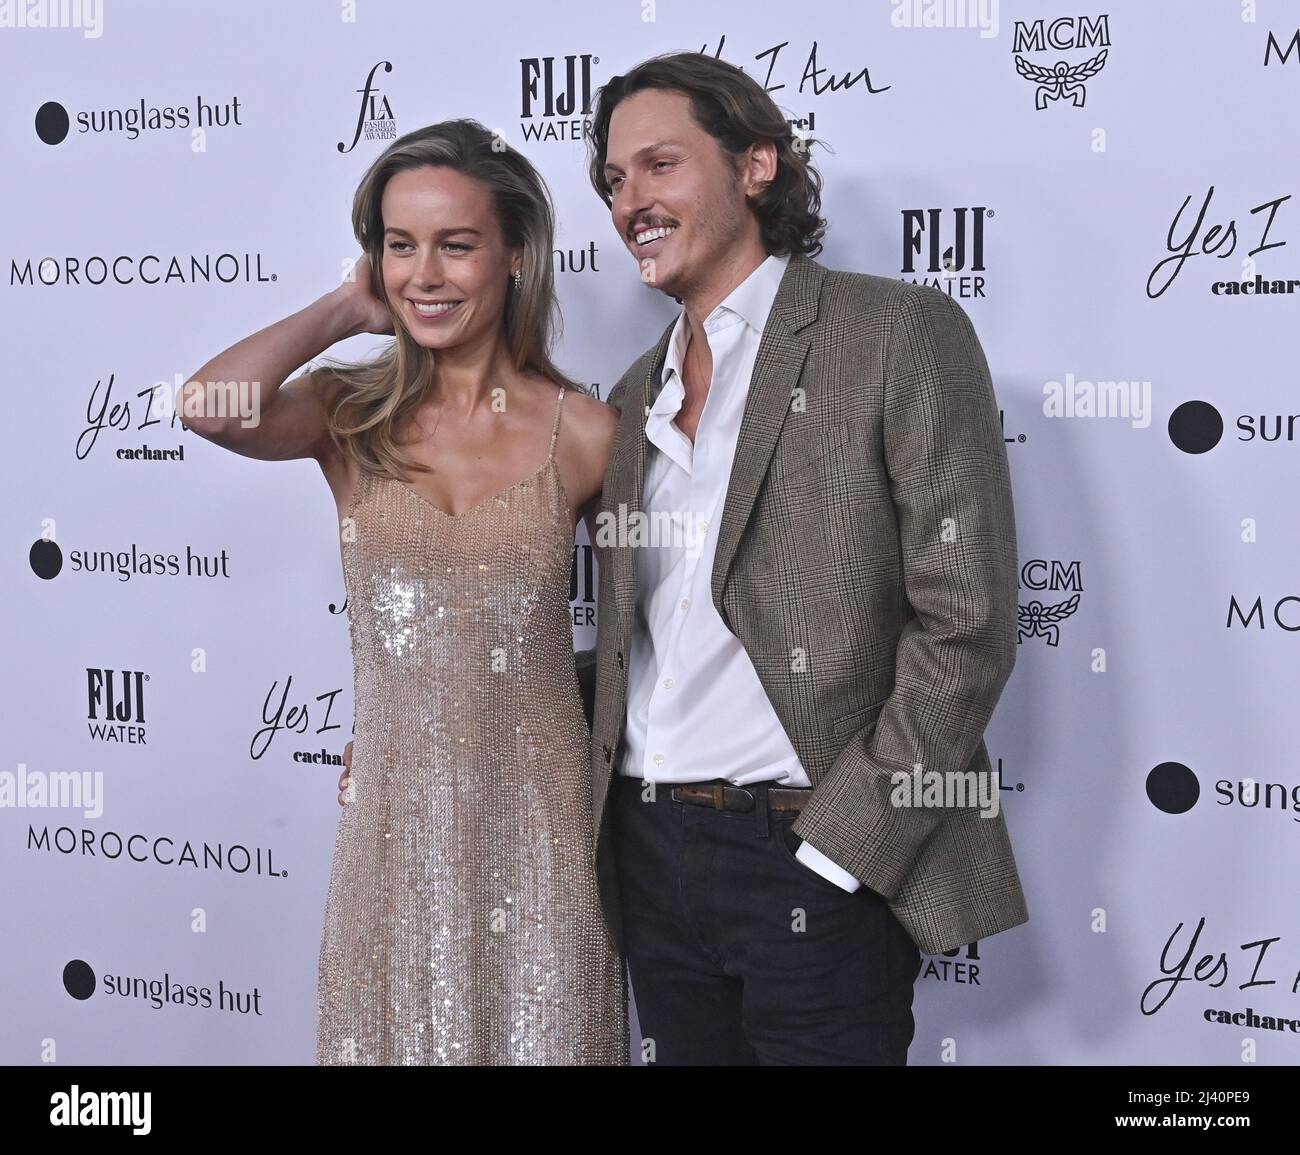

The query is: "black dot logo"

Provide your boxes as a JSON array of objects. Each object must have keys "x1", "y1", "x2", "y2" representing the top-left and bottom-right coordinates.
[
  {"x1": 35, "y1": 101, "x2": 70, "y2": 145},
  {"x1": 30, "y1": 538, "x2": 63, "y2": 579},
  {"x1": 63, "y1": 959, "x2": 96, "y2": 1000},
  {"x1": 1146, "y1": 761, "x2": 1200, "y2": 814},
  {"x1": 1168, "y1": 400, "x2": 1223, "y2": 454}
]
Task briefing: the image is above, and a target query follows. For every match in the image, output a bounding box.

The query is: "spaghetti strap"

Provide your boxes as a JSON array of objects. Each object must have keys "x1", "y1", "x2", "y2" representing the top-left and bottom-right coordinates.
[{"x1": 547, "y1": 386, "x2": 566, "y2": 462}]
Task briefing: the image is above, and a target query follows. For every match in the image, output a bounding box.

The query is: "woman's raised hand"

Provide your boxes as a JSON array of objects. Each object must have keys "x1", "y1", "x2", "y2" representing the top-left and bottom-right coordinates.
[{"x1": 332, "y1": 254, "x2": 394, "y2": 338}]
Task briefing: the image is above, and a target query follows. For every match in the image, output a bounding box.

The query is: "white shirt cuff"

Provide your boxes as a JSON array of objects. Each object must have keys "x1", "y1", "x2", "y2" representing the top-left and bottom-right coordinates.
[{"x1": 794, "y1": 838, "x2": 862, "y2": 892}]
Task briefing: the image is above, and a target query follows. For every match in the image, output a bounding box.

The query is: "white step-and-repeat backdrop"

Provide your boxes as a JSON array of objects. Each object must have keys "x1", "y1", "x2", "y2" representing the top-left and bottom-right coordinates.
[{"x1": 3, "y1": 0, "x2": 1297, "y2": 1064}]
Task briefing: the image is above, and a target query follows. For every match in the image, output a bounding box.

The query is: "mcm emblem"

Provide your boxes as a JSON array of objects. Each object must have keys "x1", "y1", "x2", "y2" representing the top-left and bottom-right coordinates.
[
  {"x1": 1017, "y1": 595, "x2": 1080, "y2": 646},
  {"x1": 1015, "y1": 50, "x2": 1108, "y2": 109}
]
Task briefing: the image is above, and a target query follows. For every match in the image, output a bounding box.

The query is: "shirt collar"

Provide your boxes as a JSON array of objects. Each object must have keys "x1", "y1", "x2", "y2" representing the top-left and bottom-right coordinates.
[{"x1": 659, "y1": 252, "x2": 792, "y2": 394}]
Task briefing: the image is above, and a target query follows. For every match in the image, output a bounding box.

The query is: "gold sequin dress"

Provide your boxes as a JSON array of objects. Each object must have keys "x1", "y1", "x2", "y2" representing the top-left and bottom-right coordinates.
[{"x1": 316, "y1": 386, "x2": 628, "y2": 1065}]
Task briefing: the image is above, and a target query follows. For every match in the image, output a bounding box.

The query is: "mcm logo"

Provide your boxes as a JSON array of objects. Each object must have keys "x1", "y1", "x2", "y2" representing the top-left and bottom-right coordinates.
[
  {"x1": 1012, "y1": 14, "x2": 1110, "y2": 110},
  {"x1": 1017, "y1": 558, "x2": 1082, "y2": 646},
  {"x1": 1017, "y1": 596, "x2": 1079, "y2": 645}
]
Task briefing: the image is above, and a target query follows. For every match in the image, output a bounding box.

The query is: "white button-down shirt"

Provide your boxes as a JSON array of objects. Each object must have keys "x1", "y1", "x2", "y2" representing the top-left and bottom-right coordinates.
[{"x1": 620, "y1": 252, "x2": 859, "y2": 892}]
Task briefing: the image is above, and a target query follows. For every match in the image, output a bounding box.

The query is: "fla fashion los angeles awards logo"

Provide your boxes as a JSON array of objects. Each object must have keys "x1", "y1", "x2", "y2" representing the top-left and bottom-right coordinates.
[
  {"x1": 338, "y1": 61, "x2": 397, "y2": 153},
  {"x1": 1012, "y1": 13, "x2": 1110, "y2": 109}
]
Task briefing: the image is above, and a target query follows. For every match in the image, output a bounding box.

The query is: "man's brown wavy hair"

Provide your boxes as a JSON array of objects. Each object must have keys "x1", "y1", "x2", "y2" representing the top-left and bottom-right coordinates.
[{"x1": 586, "y1": 52, "x2": 826, "y2": 257}]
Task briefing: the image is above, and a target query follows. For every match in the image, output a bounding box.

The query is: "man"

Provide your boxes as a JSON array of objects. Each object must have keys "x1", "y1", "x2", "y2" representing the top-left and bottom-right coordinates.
[{"x1": 580, "y1": 51, "x2": 1028, "y2": 1065}]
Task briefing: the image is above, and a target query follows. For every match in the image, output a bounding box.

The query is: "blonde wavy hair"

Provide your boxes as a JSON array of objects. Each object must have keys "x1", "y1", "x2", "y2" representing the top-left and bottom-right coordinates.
[{"x1": 320, "y1": 119, "x2": 582, "y2": 479}]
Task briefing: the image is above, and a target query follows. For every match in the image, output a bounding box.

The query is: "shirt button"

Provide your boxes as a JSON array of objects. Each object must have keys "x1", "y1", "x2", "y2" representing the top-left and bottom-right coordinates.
[
  {"x1": 663, "y1": 677, "x2": 674, "y2": 690},
  {"x1": 653, "y1": 754, "x2": 665, "y2": 766},
  {"x1": 680, "y1": 598, "x2": 689, "y2": 612},
  {"x1": 699, "y1": 519, "x2": 710, "y2": 533}
]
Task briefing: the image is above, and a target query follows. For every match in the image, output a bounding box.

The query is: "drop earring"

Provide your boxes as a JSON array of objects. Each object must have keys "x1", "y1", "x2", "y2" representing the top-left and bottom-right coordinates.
[{"x1": 512, "y1": 270, "x2": 522, "y2": 289}]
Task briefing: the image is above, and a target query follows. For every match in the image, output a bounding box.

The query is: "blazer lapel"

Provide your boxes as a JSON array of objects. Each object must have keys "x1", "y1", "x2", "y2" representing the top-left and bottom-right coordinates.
[
  {"x1": 710, "y1": 255, "x2": 822, "y2": 616},
  {"x1": 606, "y1": 255, "x2": 825, "y2": 617},
  {"x1": 607, "y1": 320, "x2": 674, "y2": 610}
]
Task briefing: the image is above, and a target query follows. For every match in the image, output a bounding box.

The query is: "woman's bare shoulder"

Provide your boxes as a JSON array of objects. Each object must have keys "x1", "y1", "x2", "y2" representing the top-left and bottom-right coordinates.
[
  {"x1": 530, "y1": 378, "x2": 617, "y2": 510},
  {"x1": 555, "y1": 382, "x2": 618, "y2": 437}
]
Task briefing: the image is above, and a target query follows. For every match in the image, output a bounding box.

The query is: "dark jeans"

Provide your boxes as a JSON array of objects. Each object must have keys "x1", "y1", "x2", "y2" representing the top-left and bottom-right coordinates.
[{"x1": 610, "y1": 773, "x2": 920, "y2": 1065}]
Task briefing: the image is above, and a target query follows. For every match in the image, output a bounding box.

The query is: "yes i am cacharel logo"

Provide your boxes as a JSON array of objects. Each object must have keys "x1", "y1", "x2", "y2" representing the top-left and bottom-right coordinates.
[
  {"x1": 698, "y1": 31, "x2": 889, "y2": 138},
  {"x1": 1146, "y1": 185, "x2": 1293, "y2": 300},
  {"x1": 76, "y1": 370, "x2": 262, "y2": 463},
  {"x1": 1141, "y1": 916, "x2": 1300, "y2": 1042}
]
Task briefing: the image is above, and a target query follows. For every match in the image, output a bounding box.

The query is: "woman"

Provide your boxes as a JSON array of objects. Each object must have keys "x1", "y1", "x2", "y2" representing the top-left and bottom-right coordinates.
[{"x1": 182, "y1": 120, "x2": 626, "y2": 1065}]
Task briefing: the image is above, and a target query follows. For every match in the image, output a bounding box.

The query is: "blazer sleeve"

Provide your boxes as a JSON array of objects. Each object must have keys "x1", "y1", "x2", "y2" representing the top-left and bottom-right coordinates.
[
  {"x1": 791, "y1": 287, "x2": 1020, "y2": 901},
  {"x1": 573, "y1": 368, "x2": 636, "y2": 727}
]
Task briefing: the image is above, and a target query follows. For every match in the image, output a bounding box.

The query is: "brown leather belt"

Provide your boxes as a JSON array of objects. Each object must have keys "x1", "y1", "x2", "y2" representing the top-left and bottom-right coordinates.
[{"x1": 664, "y1": 780, "x2": 812, "y2": 814}]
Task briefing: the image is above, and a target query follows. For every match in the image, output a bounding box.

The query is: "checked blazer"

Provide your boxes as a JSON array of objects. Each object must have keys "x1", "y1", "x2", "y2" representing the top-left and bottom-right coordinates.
[{"x1": 586, "y1": 253, "x2": 1029, "y2": 957}]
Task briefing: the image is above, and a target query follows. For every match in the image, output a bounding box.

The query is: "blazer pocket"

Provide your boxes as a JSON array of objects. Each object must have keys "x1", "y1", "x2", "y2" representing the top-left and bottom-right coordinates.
[
  {"x1": 831, "y1": 698, "x2": 888, "y2": 741},
  {"x1": 772, "y1": 424, "x2": 851, "y2": 485}
]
